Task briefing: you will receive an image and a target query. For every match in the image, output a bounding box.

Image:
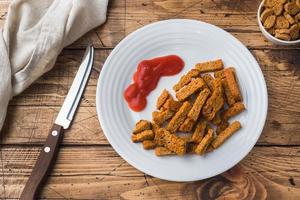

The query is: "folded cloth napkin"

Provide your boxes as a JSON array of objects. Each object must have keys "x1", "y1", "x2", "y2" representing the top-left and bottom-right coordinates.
[{"x1": 0, "y1": 0, "x2": 108, "y2": 130}]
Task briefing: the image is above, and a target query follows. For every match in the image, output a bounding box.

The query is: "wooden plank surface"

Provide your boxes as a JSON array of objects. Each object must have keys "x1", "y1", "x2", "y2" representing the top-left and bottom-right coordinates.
[
  {"x1": 1, "y1": 0, "x2": 300, "y2": 199},
  {"x1": 0, "y1": 0, "x2": 300, "y2": 50},
  {"x1": 0, "y1": 146, "x2": 299, "y2": 199}
]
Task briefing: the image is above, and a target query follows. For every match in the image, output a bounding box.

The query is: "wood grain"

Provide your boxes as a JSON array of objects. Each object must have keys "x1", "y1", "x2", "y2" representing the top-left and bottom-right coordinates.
[
  {"x1": 1, "y1": 104, "x2": 300, "y2": 146},
  {"x1": 0, "y1": 146, "x2": 299, "y2": 199},
  {"x1": 1, "y1": 0, "x2": 300, "y2": 49}
]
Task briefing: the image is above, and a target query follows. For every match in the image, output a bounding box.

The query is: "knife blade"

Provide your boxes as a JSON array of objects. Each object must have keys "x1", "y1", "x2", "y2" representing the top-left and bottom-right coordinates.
[
  {"x1": 55, "y1": 45, "x2": 94, "y2": 129},
  {"x1": 20, "y1": 45, "x2": 94, "y2": 200}
]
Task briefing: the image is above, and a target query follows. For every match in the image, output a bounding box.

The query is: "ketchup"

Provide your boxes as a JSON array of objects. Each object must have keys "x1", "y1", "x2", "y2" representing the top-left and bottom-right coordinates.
[{"x1": 124, "y1": 55, "x2": 184, "y2": 112}]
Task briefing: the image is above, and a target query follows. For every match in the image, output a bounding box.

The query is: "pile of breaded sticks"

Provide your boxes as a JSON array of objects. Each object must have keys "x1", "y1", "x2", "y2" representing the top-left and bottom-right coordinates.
[
  {"x1": 261, "y1": 0, "x2": 300, "y2": 40},
  {"x1": 131, "y1": 59, "x2": 246, "y2": 157}
]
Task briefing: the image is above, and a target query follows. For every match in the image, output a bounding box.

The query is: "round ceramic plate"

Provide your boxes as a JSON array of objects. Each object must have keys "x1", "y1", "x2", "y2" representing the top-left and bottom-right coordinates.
[{"x1": 96, "y1": 19, "x2": 268, "y2": 181}]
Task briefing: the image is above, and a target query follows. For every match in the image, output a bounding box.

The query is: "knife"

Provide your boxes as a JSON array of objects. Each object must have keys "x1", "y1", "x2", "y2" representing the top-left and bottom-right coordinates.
[{"x1": 20, "y1": 45, "x2": 94, "y2": 200}]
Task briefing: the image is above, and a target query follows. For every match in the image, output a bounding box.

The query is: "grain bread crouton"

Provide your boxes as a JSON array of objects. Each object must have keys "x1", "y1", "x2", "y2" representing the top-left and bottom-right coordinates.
[
  {"x1": 221, "y1": 102, "x2": 245, "y2": 121},
  {"x1": 211, "y1": 113, "x2": 222, "y2": 125},
  {"x1": 133, "y1": 120, "x2": 152, "y2": 134},
  {"x1": 152, "y1": 110, "x2": 174, "y2": 126},
  {"x1": 275, "y1": 16, "x2": 290, "y2": 28},
  {"x1": 192, "y1": 121, "x2": 207, "y2": 143},
  {"x1": 224, "y1": 68, "x2": 242, "y2": 102},
  {"x1": 156, "y1": 128, "x2": 187, "y2": 155},
  {"x1": 167, "y1": 102, "x2": 192, "y2": 132},
  {"x1": 179, "y1": 118, "x2": 195, "y2": 132},
  {"x1": 222, "y1": 78, "x2": 236, "y2": 106},
  {"x1": 162, "y1": 98, "x2": 182, "y2": 112},
  {"x1": 132, "y1": 130, "x2": 154, "y2": 142},
  {"x1": 176, "y1": 78, "x2": 205, "y2": 101},
  {"x1": 173, "y1": 69, "x2": 200, "y2": 91},
  {"x1": 203, "y1": 74, "x2": 214, "y2": 91},
  {"x1": 214, "y1": 70, "x2": 225, "y2": 79},
  {"x1": 155, "y1": 147, "x2": 175, "y2": 156},
  {"x1": 261, "y1": 8, "x2": 274, "y2": 22},
  {"x1": 216, "y1": 121, "x2": 229, "y2": 134},
  {"x1": 195, "y1": 128, "x2": 214, "y2": 155},
  {"x1": 142, "y1": 140, "x2": 156, "y2": 150},
  {"x1": 187, "y1": 88, "x2": 210, "y2": 121},
  {"x1": 264, "y1": 15, "x2": 276, "y2": 28},
  {"x1": 195, "y1": 59, "x2": 224, "y2": 73},
  {"x1": 284, "y1": 12, "x2": 295, "y2": 24},
  {"x1": 212, "y1": 121, "x2": 241, "y2": 149},
  {"x1": 273, "y1": 3, "x2": 284, "y2": 16},
  {"x1": 284, "y1": 2, "x2": 300, "y2": 15},
  {"x1": 156, "y1": 89, "x2": 170, "y2": 110},
  {"x1": 202, "y1": 78, "x2": 224, "y2": 120}
]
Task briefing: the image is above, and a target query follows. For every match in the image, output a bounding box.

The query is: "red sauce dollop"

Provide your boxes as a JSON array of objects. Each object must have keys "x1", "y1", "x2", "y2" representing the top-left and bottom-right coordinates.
[{"x1": 124, "y1": 55, "x2": 184, "y2": 112}]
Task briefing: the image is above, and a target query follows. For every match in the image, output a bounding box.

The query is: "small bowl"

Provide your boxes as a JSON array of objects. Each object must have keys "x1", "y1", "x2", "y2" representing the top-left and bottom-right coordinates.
[{"x1": 257, "y1": 1, "x2": 300, "y2": 45}]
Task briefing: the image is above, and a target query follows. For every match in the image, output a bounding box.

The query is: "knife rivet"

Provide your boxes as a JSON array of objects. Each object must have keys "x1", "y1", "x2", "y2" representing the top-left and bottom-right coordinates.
[
  {"x1": 52, "y1": 130, "x2": 58, "y2": 136},
  {"x1": 44, "y1": 147, "x2": 50, "y2": 153}
]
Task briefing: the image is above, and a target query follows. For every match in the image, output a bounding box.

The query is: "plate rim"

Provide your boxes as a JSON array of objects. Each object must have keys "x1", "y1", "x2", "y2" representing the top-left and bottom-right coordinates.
[{"x1": 96, "y1": 19, "x2": 268, "y2": 182}]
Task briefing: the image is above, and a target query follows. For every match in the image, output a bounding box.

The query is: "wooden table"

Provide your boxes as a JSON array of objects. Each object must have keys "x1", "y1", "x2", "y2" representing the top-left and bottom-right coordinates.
[{"x1": 0, "y1": 0, "x2": 299, "y2": 199}]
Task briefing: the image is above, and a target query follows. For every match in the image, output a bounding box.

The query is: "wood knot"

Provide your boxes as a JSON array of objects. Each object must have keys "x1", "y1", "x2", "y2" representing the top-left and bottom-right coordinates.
[
  {"x1": 271, "y1": 120, "x2": 281, "y2": 129},
  {"x1": 289, "y1": 177, "x2": 296, "y2": 186},
  {"x1": 195, "y1": 165, "x2": 267, "y2": 199}
]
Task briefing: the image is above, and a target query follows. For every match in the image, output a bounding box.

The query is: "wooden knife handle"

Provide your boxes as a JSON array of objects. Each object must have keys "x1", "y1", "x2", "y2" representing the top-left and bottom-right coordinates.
[{"x1": 20, "y1": 124, "x2": 64, "y2": 200}]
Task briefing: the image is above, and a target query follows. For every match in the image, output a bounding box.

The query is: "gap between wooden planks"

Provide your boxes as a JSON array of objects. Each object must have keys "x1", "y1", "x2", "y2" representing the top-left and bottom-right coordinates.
[{"x1": 0, "y1": 146, "x2": 299, "y2": 199}]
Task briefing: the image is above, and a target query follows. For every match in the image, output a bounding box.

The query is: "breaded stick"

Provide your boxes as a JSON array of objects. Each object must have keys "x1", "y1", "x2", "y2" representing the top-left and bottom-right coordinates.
[
  {"x1": 155, "y1": 147, "x2": 175, "y2": 156},
  {"x1": 154, "y1": 128, "x2": 165, "y2": 146},
  {"x1": 224, "y1": 68, "x2": 242, "y2": 102},
  {"x1": 152, "y1": 110, "x2": 174, "y2": 126},
  {"x1": 151, "y1": 123, "x2": 160, "y2": 134},
  {"x1": 142, "y1": 140, "x2": 156, "y2": 149},
  {"x1": 181, "y1": 135, "x2": 193, "y2": 143},
  {"x1": 212, "y1": 121, "x2": 241, "y2": 149},
  {"x1": 173, "y1": 69, "x2": 200, "y2": 91},
  {"x1": 176, "y1": 78, "x2": 205, "y2": 101},
  {"x1": 158, "y1": 128, "x2": 187, "y2": 155},
  {"x1": 216, "y1": 121, "x2": 229, "y2": 134},
  {"x1": 222, "y1": 102, "x2": 245, "y2": 120},
  {"x1": 214, "y1": 70, "x2": 225, "y2": 79},
  {"x1": 192, "y1": 121, "x2": 207, "y2": 143},
  {"x1": 156, "y1": 89, "x2": 170, "y2": 110},
  {"x1": 202, "y1": 74, "x2": 214, "y2": 91},
  {"x1": 154, "y1": 95, "x2": 181, "y2": 125},
  {"x1": 167, "y1": 102, "x2": 192, "y2": 132},
  {"x1": 132, "y1": 130, "x2": 154, "y2": 142},
  {"x1": 202, "y1": 78, "x2": 224, "y2": 120},
  {"x1": 195, "y1": 59, "x2": 224, "y2": 73},
  {"x1": 222, "y1": 78, "x2": 236, "y2": 106},
  {"x1": 133, "y1": 120, "x2": 152, "y2": 134},
  {"x1": 179, "y1": 118, "x2": 195, "y2": 132},
  {"x1": 212, "y1": 113, "x2": 222, "y2": 125},
  {"x1": 188, "y1": 88, "x2": 210, "y2": 121},
  {"x1": 162, "y1": 98, "x2": 182, "y2": 112},
  {"x1": 186, "y1": 142, "x2": 197, "y2": 154},
  {"x1": 195, "y1": 128, "x2": 214, "y2": 155}
]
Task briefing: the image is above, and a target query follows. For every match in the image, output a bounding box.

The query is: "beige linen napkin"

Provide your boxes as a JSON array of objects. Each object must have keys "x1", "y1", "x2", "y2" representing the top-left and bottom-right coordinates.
[{"x1": 0, "y1": 0, "x2": 108, "y2": 130}]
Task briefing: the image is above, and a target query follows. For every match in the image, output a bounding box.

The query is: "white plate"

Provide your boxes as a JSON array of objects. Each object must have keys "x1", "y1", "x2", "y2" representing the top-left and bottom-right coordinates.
[{"x1": 96, "y1": 19, "x2": 268, "y2": 182}]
